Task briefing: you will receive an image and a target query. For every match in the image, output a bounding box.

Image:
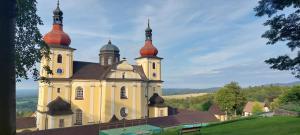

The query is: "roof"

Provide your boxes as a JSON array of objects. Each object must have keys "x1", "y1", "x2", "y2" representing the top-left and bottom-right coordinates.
[
  {"x1": 243, "y1": 101, "x2": 266, "y2": 113},
  {"x1": 47, "y1": 97, "x2": 73, "y2": 116},
  {"x1": 72, "y1": 61, "x2": 111, "y2": 80},
  {"x1": 16, "y1": 117, "x2": 36, "y2": 129},
  {"x1": 100, "y1": 40, "x2": 120, "y2": 52},
  {"x1": 72, "y1": 61, "x2": 148, "y2": 81},
  {"x1": 209, "y1": 104, "x2": 225, "y2": 115},
  {"x1": 17, "y1": 109, "x2": 218, "y2": 135},
  {"x1": 108, "y1": 115, "x2": 119, "y2": 123}
]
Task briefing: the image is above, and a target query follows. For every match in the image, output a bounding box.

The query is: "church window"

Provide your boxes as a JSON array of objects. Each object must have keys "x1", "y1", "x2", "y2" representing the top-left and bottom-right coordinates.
[
  {"x1": 153, "y1": 73, "x2": 156, "y2": 77},
  {"x1": 75, "y1": 109, "x2": 82, "y2": 125},
  {"x1": 59, "y1": 119, "x2": 64, "y2": 128},
  {"x1": 75, "y1": 87, "x2": 83, "y2": 100},
  {"x1": 120, "y1": 86, "x2": 127, "y2": 99},
  {"x1": 57, "y1": 88, "x2": 60, "y2": 93},
  {"x1": 108, "y1": 57, "x2": 112, "y2": 65},
  {"x1": 152, "y1": 62, "x2": 155, "y2": 69},
  {"x1": 122, "y1": 72, "x2": 125, "y2": 79},
  {"x1": 57, "y1": 54, "x2": 62, "y2": 63}
]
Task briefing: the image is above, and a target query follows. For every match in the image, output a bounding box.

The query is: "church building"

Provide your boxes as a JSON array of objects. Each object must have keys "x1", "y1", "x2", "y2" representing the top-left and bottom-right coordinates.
[{"x1": 36, "y1": 2, "x2": 168, "y2": 130}]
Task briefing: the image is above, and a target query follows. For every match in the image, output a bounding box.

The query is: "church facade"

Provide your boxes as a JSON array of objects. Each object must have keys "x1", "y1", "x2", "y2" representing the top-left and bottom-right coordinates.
[{"x1": 36, "y1": 2, "x2": 168, "y2": 130}]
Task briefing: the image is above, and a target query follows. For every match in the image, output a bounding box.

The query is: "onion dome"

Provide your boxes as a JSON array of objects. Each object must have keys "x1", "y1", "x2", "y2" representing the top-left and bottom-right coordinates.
[
  {"x1": 43, "y1": 0, "x2": 71, "y2": 46},
  {"x1": 47, "y1": 96, "x2": 73, "y2": 116},
  {"x1": 149, "y1": 93, "x2": 165, "y2": 106},
  {"x1": 100, "y1": 40, "x2": 120, "y2": 53},
  {"x1": 140, "y1": 19, "x2": 158, "y2": 57}
]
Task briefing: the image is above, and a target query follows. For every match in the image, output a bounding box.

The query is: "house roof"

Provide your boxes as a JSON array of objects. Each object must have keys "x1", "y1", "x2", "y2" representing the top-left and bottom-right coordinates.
[
  {"x1": 209, "y1": 104, "x2": 225, "y2": 115},
  {"x1": 16, "y1": 117, "x2": 36, "y2": 129},
  {"x1": 243, "y1": 101, "x2": 266, "y2": 113},
  {"x1": 17, "y1": 109, "x2": 218, "y2": 135}
]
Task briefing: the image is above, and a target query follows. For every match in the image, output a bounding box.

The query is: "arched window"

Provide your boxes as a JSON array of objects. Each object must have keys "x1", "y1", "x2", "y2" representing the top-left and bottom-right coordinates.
[
  {"x1": 152, "y1": 62, "x2": 156, "y2": 69},
  {"x1": 75, "y1": 87, "x2": 83, "y2": 100},
  {"x1": 120, "y1": 86, "x2": 127, "y2": 99},
  {"x1": 108, "y1": 57, "x2": 112, "y2": 65},
  {"x1": 122, "y1": 72, "x2": 125, "y2": 79},
  {"x1": 75, "y1": 109, "x2": 82, "y2": 125},
  {"x1": 57, "y1": 54, "x2": 62, "y2": 63}
]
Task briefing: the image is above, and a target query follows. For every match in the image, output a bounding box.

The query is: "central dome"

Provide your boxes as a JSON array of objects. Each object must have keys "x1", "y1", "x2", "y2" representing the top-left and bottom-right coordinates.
[{"x1": 100, "y1": 40, "x2": 120, "y2": 52}]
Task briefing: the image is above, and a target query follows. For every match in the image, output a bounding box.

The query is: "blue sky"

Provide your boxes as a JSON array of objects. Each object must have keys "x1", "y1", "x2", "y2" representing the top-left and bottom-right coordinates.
[{"x1": 17, "y1": 0, "x2": 298, "y2": 89}]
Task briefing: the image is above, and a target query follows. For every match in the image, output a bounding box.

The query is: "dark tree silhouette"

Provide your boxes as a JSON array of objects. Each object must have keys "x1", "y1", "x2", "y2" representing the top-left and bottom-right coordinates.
[
  {"x1": 255, "y1": 0, "x2": 300, "y2": 78},
  {"x1": 0, "y1": 0, "x2": 16, "y2": 135}
]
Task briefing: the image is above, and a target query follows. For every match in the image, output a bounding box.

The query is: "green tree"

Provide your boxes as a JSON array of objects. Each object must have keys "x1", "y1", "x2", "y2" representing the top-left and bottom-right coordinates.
[
  {"x1": 215, "y1": 82, "x2": 246, "y2": 116},
  {"x1": 255, "y1": 0, "x2": 300, "y2": 78},
  {"x1": 252, "y1": 102, "x2": 263, "y2": 114},
  {"x1": 278, "y1": 86, "x2": 300, "y2": 104},
  {"x1": 16, "y1": 0, "x2": 51, "y2": 81}
]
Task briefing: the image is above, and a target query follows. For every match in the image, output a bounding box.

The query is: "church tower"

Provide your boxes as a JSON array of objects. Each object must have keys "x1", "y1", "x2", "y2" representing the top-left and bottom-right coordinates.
[
  {"x1": 37, "y1": 1, "x2": 74, "y2": 130},
  {"x1": 136, "y1": 20, "x2": 162, "y2": 81},
  {"x1": 42, "y1": 0, "x2": 74, "y2": 79}
]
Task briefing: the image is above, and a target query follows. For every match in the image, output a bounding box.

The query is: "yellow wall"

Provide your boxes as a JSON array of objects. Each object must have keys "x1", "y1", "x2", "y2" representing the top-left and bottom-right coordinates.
[
  {"x1": 37, "y1": 51, "x2": 165, "y2": 130},
  {"x1": 149, "y1": 106, "x2": 168, "y2": 118},
  {"x1": 136, "y1": 58, "x2": 162, "y2": 81}
]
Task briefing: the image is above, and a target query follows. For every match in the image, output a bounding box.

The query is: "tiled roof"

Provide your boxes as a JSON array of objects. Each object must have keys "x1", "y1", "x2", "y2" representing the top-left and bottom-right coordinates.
[
  {"x1": 17, "y1": 109, "x2": 218, "y2": 135},
  {"x1": 71, "y1": 61, "x2": 148, "y2": 81},
  {"x1": 243, "y1": 101, "x2": 266, "y2": 113},
  {"x1": 209, "y1": 104, "x2": 225, "y2": 115},
  {"x1": 72, "y1": 61, "x2": 111, "y2": 80},
  {"x1": 16, "y1": 117, "x2": 36, "y2": 129}
]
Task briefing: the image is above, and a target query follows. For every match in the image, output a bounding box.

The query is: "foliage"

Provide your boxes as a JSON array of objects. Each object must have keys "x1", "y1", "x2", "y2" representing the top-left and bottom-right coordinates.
[
  {"x1": 242, "y1": 85, "x2": 289, "y2": 102},
  {"x1": 16, "y1": 96, "x2": 37, "y2": 116},
  {"x1": 164, "y1": 94, "x2": 214, "y2": 111},
  {"x1": 252, "y1": 102, "x2": 264, "y2": 114},
  {"x1": 214, "y1": 82, "x2": 246, "y2": 115},
  {"x1": 254, "y1": 0, "x2": 300, "y2": 78},
  {"x1": 278, "y1": 85, "x2": 300, "y2": 104},
  {"x1": 16, "y1": 0, "x2": 51, "y2": 81}
]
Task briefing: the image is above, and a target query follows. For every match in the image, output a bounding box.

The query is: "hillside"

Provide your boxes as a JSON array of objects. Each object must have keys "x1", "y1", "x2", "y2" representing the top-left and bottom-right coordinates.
[{"x1": 161, "y1": 116, "x2": 300, "y2": 135}]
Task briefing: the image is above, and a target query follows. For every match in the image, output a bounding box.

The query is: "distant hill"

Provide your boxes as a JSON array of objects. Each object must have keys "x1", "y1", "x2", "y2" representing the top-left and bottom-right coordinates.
[
  {"x1": 16, "y1": 81, "x2": 300, "y2": 97},
  {"x1": 17, "y1": 89, "x2": 37, "y2": 98}
]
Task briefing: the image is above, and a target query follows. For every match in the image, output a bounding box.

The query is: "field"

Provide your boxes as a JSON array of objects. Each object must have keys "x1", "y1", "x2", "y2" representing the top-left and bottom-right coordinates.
[
  {"x1": 160, "y1": 116, "x2": 300, "y2": 135},
  {"x1": 162, "y1": 93, "x2": 207, "y2": 99}
]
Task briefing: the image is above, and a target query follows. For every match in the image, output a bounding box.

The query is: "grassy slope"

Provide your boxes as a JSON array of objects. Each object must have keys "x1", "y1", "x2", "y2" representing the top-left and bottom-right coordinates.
[{"x1": 160, "y1": 116, "x2": 300, "y2": 135}]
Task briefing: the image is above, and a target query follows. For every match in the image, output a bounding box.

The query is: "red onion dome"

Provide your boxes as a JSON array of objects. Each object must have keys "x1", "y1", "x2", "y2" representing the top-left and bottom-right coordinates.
[
  {"x1": 43, "y1": 1, "x2": 71, "y2": 46},
  {"x1": 140, "y1": 19, "x2": 158, "y2": 57},
  {"x1": 140, "y1": 40, "x2": 158, "y2": 57},
  {"x1": 44, "y1": 24, "x2": 71, "y2": 46}
]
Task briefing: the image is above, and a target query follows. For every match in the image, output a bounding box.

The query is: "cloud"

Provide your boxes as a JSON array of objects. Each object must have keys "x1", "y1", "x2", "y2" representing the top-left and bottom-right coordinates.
[{"x1": 17, "y1": 0, "x2": 298, "y2": 90}]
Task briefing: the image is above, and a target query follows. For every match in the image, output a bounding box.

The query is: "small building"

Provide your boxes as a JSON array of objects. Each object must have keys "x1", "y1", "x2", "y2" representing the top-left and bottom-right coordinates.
[
  {"x1": 208, "y1": 104, "x2": 227, "y2": 121},
  {"x1": 243, "y1": 101, "x2": 270, "y2": 116}
]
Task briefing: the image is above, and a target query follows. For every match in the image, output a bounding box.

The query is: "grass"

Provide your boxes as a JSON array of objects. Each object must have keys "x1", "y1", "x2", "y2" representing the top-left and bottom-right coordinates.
[{"x1": 158, "y1": 116, "x2": 300, "y2": 135}]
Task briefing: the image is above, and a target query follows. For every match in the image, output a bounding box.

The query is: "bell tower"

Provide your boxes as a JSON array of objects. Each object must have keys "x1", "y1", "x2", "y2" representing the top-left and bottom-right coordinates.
[{"x1": 136, "y1": 19, "x2": 163, "y2": 81}]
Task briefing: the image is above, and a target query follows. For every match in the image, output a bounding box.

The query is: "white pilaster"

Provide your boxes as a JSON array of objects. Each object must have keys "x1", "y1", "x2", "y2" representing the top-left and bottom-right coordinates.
[
  {"x1": 132, "y1": 85, "x2": 136, "y2": 119},
  {"x1": 47, "y1": 86, "x2": 52, "y2": 104},
  {"x1": 89, "y1": 85, "x2": 95, "y2": 122},
  {"x1": 49, "y1": 116, "x2": 55, "y2": 129},
  {"x1": 111, "y1": 85, "x2": 115, "y2": 116},
  {"x1": 66, "y1": 53, "x2": 70, "y2": 78}
]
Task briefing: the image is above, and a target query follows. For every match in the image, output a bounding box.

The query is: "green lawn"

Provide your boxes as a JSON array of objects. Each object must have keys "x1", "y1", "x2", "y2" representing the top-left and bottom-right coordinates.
[{"x1": 159, "y1": 116, "x2": 300, "y2": 135}]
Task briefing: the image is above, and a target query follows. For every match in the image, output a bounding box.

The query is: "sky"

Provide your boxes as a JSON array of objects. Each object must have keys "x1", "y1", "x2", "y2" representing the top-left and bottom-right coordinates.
[{"x1": 17, "y1": 0, "x2": 298, "y2": 90}]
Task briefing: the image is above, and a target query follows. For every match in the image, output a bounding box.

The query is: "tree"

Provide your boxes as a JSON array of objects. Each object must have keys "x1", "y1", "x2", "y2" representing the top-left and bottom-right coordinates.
[
  {"x1": 255, "y1": 0, "x2": 300, "y2": 78},
  {"x1": 252, "y1": 102, "x2": 263, "y2": 114},
  {"x1": 15, "y1": 0, "x2": 51, "y2": 82},
  {"x1": 215, "y1": 82, "x2": 246, "y2": 116},
  {"x1": 278, "y1": 85, "x2": 300, "y2": 104}
]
